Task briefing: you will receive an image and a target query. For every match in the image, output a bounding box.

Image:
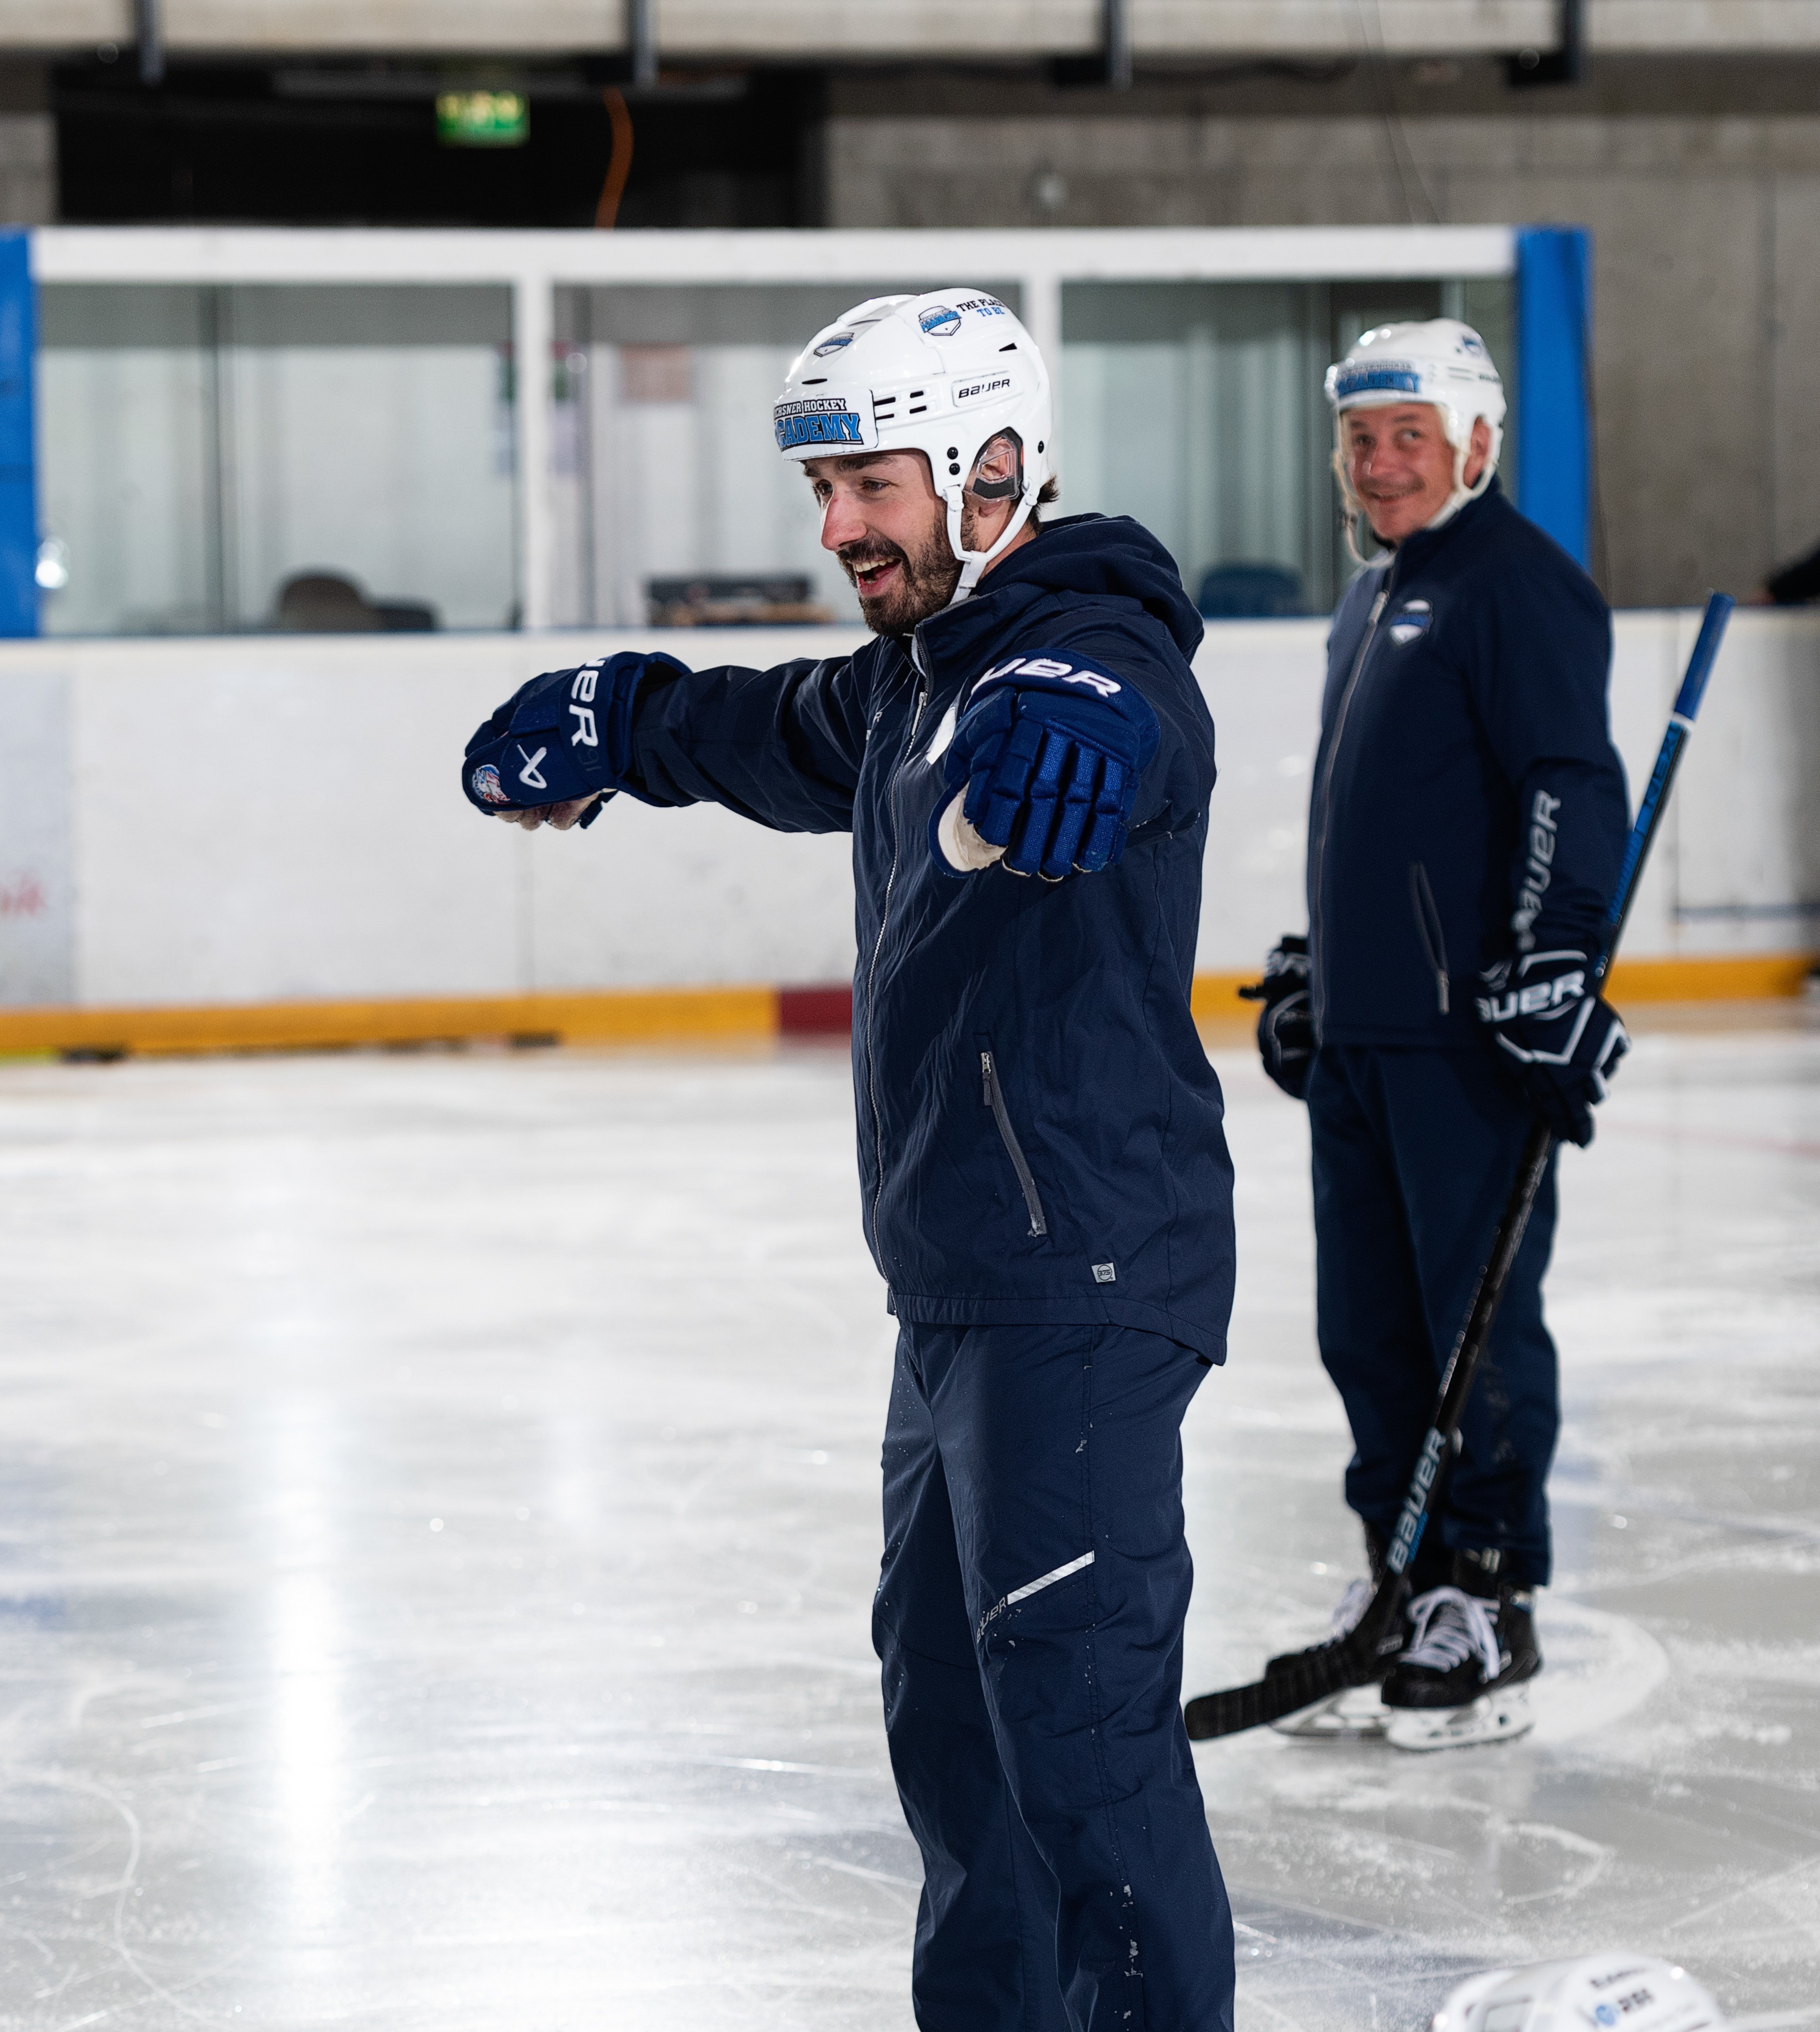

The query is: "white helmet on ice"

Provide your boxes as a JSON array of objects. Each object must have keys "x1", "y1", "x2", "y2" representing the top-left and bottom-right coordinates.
[
  {"x1": 773, "y1": 288, "x2": 1055, "y2": 603},
  {"x1": 1326, "y1": 317, "x2": 1506, "y2": 549},
  {"x1": 1432, "y1": 1951, "x2": 1726, "y2": 2032}
]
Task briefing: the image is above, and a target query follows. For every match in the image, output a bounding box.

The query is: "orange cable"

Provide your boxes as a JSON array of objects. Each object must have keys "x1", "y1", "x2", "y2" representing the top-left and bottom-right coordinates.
[{"x1": 594, "y1": 88, "x2": 634, "y2": 230}]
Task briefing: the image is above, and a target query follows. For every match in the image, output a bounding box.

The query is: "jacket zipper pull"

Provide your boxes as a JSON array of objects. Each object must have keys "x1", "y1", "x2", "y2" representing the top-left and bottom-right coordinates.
[{"x1": 981, "y1": 1050, "x2": 993, "y2": 1104}]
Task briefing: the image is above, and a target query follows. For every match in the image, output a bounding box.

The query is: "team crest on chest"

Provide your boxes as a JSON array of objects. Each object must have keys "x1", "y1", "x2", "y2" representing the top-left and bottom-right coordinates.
[{"x1": 1388, "y1": 599, "x2": 1433, "y2": 647}]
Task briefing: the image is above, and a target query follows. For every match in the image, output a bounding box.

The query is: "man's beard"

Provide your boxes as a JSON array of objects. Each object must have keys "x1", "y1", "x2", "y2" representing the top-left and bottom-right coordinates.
[{"x1": 837, "y1": 510, "x2": 968, "y2": 636}]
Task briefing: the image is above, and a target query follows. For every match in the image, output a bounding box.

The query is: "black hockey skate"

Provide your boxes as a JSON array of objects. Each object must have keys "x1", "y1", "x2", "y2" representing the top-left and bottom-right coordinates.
[
  {"x1": 1380, "y1": 1546, "x2": 1541, "y2": 1752},
  {"x1": 1262, "y1": 1528, "x2": 1423, "y2": 1740}
]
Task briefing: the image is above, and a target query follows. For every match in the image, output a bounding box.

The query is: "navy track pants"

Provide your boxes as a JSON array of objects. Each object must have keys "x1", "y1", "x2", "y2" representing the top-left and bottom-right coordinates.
[
  {"x1": 874, "y1": 1320, "x2": 1235, "y2": 2032},
  {"x1": 1306, "y1": 1044, "x2": 1562, "y2": 1585}
]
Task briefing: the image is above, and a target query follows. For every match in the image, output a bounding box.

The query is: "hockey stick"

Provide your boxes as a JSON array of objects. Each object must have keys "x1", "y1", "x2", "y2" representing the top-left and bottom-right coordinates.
[{"x1": 1185, "y1": 591, "x2": 1736, "y2": 1741}]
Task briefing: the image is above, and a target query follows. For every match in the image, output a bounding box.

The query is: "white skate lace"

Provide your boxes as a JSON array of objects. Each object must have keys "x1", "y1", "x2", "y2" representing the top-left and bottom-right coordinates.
[
  {"x1": 1402, "y1": 1586, "x2": 1502, "y2": 1679},
  {"x1": 1328, "y1": 1578, "x2": 1373, "y2": 1640}
]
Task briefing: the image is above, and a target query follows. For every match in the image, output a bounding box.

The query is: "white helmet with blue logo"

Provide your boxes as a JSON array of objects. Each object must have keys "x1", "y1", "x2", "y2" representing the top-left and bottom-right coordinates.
[
  {"x1": 773, "y1": 287, "x2": 1055, "y2": 601},
  {"x1": 1326, "y1": 317, "x2": 1506, "y2": 543},
  {"x1": 1431, "y1": 1952, "x2": 1725, "y2": 2032}
]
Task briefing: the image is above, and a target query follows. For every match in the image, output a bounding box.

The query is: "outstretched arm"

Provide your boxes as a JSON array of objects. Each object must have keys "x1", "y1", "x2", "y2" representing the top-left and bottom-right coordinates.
[{"x1": 462, "y1": 647, "x2": 871, "y2": 837}]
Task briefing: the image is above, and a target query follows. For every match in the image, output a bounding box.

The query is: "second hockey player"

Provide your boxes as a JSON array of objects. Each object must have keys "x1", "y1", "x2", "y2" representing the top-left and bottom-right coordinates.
[{"x1": 1249, "y1": 318, "x2": 1630, "y2": 1750}]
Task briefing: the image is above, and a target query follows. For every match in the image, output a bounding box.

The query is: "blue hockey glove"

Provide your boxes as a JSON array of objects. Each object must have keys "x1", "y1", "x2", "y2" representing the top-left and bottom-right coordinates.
[
  {"x1": 1475, "y1": 947, "x2": 1629, "y2": 1147},
  {"x1": 1239, "y1": 935, "x2": 1314, "y2": 1100},
  {"x1": 930, "y1": 655, "x2": 1160, "y2": 881},
  {"x1": 462, "y1": 651, "x2": 685, "y2": 818}
]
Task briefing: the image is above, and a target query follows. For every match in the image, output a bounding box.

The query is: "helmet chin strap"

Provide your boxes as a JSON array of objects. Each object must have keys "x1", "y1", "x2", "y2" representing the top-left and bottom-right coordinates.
[
  {"x1": 1421, "y1": 431, "x2": 1500, "y2": 534},
  {"x1": 942, "y1": 484, "x2": 1041, "y2": 607}
]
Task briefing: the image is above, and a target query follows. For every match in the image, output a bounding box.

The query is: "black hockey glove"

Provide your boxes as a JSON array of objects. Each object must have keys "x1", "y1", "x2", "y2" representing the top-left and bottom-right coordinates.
[
  {"x1": 1475, "y1": 947, "x2": 1629, "y2": 1147},
  {"x1": 1239, "y1": 934, "x2": 1314, "y2": 1100},
  {"x1": 461, "y1": 650, "x2": 687, "y2": 819}
]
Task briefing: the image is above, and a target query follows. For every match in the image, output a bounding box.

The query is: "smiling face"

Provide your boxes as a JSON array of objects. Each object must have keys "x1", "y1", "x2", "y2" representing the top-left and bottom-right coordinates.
[
  {"x1": 1342, "y1": 402, "x2": 1491, "y2": 546},
  {"x1": 803, "y1": 438, "x2": 1030, "y2": 635}
]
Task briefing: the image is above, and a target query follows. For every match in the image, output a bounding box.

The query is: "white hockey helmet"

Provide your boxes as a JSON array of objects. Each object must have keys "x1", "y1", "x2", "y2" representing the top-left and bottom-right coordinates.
[
  {"x1": 1326, "y1": 317, "x2": 1506, "y2": 545},
  {"x1": 1432, "y1": 1952, "x2": 1726, "y2": 2032},
  {"x1": 774, "y1": 288, "x2": 1055, "y2": 603}
]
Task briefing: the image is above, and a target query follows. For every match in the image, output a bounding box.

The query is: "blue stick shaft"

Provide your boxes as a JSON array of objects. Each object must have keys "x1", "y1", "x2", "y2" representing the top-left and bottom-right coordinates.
[{"x1": 1600, "y1": 592, "x2": 1733, "y2": 968}]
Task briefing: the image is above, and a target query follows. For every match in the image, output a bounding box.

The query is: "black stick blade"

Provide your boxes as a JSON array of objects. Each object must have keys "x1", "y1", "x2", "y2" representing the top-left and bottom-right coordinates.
[
  {"x1": 1183, "y1": 1575, "x2": 1408, "y2": 1740},
  {"x1": 1183, "y1": 1638, "x2": 1366, "y2": 1739}
]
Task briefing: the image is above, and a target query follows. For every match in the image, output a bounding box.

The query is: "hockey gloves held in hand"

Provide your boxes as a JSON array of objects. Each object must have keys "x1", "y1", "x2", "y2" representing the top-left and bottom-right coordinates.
[
  {"x1": 1476, "y1": 947, "x2": 1629, "y2": 1147},
  {"x1": 462, "y1": 651, "x2": 685, "y2": 821},
  {"x1": 930, "y1": 658, "x2": 1160, "y2": 881},
  {"x1": 1240, "y1": 934, "x2": 1315, "y2": 1100}
]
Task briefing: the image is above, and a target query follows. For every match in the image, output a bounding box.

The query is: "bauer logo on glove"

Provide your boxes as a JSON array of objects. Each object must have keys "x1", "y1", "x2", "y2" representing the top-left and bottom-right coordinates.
[
  {"x1": 1475, "y1": 946, "x2": 1629, "y2": 1147},
  {"x1": 929, "y1": 652, "x2": 1160, "y2": 882},
  {"x1": 461, "y1": 650, "x2": 685, "y2": 818}
]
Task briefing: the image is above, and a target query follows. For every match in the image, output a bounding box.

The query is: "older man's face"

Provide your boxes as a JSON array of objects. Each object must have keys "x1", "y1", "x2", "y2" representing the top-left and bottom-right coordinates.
[{"x1": 1343, "y1": 403, "x2": 1490, "y2": 546}]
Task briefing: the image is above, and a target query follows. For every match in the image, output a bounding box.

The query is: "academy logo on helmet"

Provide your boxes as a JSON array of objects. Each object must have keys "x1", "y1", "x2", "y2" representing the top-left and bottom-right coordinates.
[
  {"x1": 773, "y1": 395, "x2": 869, "y2": 451},
  {"x1": 470, "y1": 763, "x2": 509, "y2": 805},
  {"x1": 1332, "y1": 362, "x2": 1422, "y2": 401},
  {"x1": 812, "y1": 333, "x2": 855, "y2": 356},
  {"x1": 920, "y1": 305, "x2": 962, "y2": 337}
]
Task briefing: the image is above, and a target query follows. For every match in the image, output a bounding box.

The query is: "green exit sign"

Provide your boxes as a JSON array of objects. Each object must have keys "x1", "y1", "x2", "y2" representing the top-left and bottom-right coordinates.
[{"x1": 437, "y1": 90, "x2": 529, "y2": 148}]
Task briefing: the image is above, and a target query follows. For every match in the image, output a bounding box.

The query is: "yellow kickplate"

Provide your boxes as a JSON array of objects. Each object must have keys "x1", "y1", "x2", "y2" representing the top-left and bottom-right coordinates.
[
  {"x1": 0, "y1": 987, "x2": 779, "y2": 1058},
  {"x1": 1191, "y1": 951, "x2": 1815, "y2": 1023},
  {"x1": 1604, "y1": 951, "x2": 1815, "y2": 1001}
]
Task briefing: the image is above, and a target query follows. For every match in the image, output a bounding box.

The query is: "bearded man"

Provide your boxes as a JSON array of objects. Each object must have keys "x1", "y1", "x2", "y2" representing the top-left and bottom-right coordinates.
[{"x1": 459, "y1": 291, "x2": 1237, "y2": 2029}]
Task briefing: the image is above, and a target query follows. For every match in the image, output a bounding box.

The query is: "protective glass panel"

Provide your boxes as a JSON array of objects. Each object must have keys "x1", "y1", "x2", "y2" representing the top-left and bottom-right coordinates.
[
  {"x1": 38, "y1": 284, "x2": 515, "y2": 636},
  {"x1": 552, "y1": 282, "x2": 1023, "y2": 628},
  {"x1": 1062, "y1": 276, "x2": 1514, "y2": 618}
]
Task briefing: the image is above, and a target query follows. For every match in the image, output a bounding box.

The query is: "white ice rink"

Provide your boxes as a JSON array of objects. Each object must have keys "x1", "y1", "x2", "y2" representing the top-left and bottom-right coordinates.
[{"x1": 0, "y1": 1018, "x2": 1815, "y2": 2030}]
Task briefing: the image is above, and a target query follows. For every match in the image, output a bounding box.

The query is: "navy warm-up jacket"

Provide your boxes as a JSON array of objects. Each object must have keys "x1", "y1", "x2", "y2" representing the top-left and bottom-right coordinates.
[
  {"x1": 1310, "y1": 480, "x2": 1630, "y2": 1049},
  {"x1": 612, "y1": 514, "x2": 1236, "y2": 1363}
]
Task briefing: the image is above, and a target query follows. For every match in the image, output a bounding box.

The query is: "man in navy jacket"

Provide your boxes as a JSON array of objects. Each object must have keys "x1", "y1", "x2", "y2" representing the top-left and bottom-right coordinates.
[
  {"x1": 1249, "y1": 320, "x2": 1629, "y2": 1750},
  {"x1": 462, "y1": 291, "x2": 1237, "y2": 2028}
]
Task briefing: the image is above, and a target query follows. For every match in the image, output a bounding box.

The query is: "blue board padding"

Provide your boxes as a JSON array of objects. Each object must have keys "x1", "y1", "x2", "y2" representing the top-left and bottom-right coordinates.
[
  {"x1": 0, "y1": 230, "x2": 36, "y2": 637},
  {"x1": 1515, "y1": 225, "x2": 1592, "y2": 569}
]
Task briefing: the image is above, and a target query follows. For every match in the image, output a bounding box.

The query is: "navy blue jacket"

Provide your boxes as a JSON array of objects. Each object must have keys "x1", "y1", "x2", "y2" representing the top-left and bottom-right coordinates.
[
  {"x1": 614, "y1": 514, "x2": 1236, "y2": 1362},
  {"x1": 1309, "y1": 481, "x2": 1629, "y2": 1049}
]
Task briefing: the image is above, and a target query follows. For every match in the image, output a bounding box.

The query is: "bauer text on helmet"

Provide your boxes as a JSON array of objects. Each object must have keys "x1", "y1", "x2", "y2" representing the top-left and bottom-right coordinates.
[
  {"x1": 774, "y1": 290, "x2": 1055, "y2": 609},
  {"x1": 1326, "y1": 318, "x2": 1505, "y2": 551}
]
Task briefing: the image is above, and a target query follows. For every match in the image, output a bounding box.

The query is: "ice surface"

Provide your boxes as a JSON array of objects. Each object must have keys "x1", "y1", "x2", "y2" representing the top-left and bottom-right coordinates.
[{"x1": 0, "y1": 1020, "x2": 1814, "y2": 2030}]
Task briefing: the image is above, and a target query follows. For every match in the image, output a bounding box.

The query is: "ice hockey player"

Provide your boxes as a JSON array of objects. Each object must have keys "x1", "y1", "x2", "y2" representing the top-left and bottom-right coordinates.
[
  {"x1": 1246, "y1": 319, "x2": 1630, "y2": 1750},
  {"x1": 460, "y1": 291, "x2": 1237, "y2": 2026}
]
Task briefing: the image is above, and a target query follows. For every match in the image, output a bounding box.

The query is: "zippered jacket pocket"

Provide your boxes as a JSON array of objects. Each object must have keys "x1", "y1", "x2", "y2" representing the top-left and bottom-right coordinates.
[
  {"x1": 1408, "y1": 862, "x2": 1452, "y2": 1015},
  {"x1": 981, "y1": 1049, "x2": 1049, "y2": 1238}
]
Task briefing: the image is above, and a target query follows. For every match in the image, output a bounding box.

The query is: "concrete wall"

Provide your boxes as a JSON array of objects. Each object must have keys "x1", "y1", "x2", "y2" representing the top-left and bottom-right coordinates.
[
  {"x1": 0, "y1": 611, "x2": 1811, "y2": 1014},
  {"x1": 3, "y1": 2, "x2": 1817, "y2": 58},
  {"x1": 824, "y1": 66, "x2": 1820, "y2": 611},
  {"x1": 0, "y1": 112, "x2": 52, "y2": 222}
]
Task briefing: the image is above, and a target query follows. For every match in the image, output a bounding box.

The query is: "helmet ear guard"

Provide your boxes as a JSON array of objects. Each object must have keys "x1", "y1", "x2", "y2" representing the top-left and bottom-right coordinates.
[
  {"x1": 943, "y1": 430, "x2": 1037, "y2": 602},
  {"x1": 964, "y1": 430, "x2": 1024, "y2": 502}
]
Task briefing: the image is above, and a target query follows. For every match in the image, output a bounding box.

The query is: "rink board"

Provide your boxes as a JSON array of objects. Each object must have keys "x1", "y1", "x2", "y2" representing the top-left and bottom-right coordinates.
[{"x1": 0, "y1": 610, "x2": 1813, "y2": 1044}]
